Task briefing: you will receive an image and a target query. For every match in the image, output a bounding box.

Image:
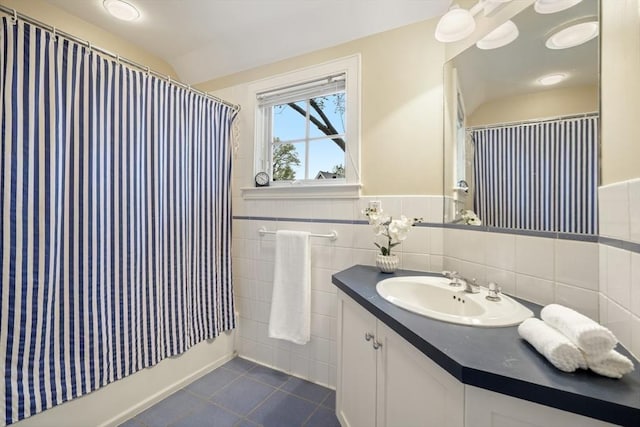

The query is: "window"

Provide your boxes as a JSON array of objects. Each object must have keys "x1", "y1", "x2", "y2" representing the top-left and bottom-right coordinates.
[{"x1": 245, "y1": 56, "x2": 360, "y2": 199}]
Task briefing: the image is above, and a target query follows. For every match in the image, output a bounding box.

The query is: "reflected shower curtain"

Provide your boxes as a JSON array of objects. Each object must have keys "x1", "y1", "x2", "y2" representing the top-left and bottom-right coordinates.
[
  {"x1": 472, "y1": 116, "x2": 598, "y2": 234},
  {"x1": 0, "y1": 18, "x2": 236, "y2": 425}
]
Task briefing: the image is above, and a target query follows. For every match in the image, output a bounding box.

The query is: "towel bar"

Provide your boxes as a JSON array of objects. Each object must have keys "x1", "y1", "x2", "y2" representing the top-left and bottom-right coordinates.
[{"x1": 258, "y1": 227, "x2": 338, "y2": 241}]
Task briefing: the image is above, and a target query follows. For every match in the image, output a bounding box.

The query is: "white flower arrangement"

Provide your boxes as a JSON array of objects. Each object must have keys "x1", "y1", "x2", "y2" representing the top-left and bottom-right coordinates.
[
  {"x1": 363, "y1": 207, "x2": 422, "y2": 256},
  {"x1": 460, "y1": 209, "x2": 482, "y2": 226}
]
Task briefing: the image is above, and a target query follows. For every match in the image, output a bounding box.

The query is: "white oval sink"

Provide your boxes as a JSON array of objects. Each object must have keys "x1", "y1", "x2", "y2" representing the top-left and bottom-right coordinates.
[{"x1": 376, "y1": 276, "x2": 533, "y2": 327}]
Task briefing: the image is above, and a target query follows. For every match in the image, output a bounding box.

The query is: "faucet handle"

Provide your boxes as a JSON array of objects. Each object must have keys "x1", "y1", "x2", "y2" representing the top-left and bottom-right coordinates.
[
  {"x1": 443, "y1": 271, "x2": 463, "y2": 287},
  {"x1": 486, "y1": 282, "x2": 502, "y2": 301}
]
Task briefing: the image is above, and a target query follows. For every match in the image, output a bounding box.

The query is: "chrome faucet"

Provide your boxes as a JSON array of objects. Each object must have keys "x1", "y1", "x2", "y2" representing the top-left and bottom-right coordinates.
[
  {"x1": 486, "y1": 282, "x2": 502, "y2": 301},
  {"x1": 462, "y1": 277, "x2": 480, "y2": 294},
  {"x1": 442, "y1": 271, "x2": 480, "y2": 293},
  {"x1": 442, "y1": 270, "x2": 462, "y2": 287}
]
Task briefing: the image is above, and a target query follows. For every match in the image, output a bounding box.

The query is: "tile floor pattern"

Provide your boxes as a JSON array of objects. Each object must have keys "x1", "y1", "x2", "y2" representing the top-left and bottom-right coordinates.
[{"x1": 120, "y1": 357, "x2": 339, "y2": 427}]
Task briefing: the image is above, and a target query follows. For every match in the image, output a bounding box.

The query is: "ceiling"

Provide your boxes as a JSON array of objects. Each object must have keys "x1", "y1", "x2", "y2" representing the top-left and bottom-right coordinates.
[
  {"x1": 452, "y1": 0, "x2": 599, "y2": 116},
  {"x1": 44, "y1": 0, "x2": 452, "y2": 84}
]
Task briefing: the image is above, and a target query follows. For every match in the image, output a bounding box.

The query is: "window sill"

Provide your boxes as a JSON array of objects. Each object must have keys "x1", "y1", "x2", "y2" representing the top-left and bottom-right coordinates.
[{"x1": 240, "y1": 183, "x2": 361, "y2": 199}]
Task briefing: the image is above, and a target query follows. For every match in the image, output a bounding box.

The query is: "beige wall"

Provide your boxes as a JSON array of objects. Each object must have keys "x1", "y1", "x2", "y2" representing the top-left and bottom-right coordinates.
[
  {"x1": 0, "y1": 0, "x2": 176, "y2": 78},
  {"x1": 468, "y1": 85, "x2": 598, "y2": 127},
  {"x1": 601, "y1": 0, "x2": 640, "y2": 184},
  {"x1": 200, "y1": 19, "x2": 446, "y2": 196}
]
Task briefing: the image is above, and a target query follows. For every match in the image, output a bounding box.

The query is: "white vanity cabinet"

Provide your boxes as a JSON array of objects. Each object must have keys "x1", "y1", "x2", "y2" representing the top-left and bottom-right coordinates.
[
  {"x1": 337, "y1": 289, "x2": 617, "y2": 427},
  {"x1": 336, "y1": 290, "x2": 464, "y2": 427},
  {"x1": 334, "y1": 266, "x2": 638, "y2": 426},
  {"x1": 464, "y1": 385, "x2": 614, "y2": 427}
]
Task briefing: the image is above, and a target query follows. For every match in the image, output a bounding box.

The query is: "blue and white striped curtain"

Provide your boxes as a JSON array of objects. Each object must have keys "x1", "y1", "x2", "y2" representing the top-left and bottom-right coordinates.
[
  {"x1": 472, "y1": 116, "x2": 598, "y2": 234},
  {"x1": 0, "y1": 18, "x2": 236, "y2": 425}
]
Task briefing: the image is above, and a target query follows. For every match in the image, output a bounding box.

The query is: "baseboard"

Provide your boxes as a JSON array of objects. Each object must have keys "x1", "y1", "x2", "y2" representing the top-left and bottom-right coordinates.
[
  {"x1": 13, "y1": 331, "x2": 236, "y2": 427},
  {"x1": 237, "y1": 354, "x2": 336, "y2": 391},
  {"x1": 101, "y1": 351, "x2": 235, "y2": 427}
]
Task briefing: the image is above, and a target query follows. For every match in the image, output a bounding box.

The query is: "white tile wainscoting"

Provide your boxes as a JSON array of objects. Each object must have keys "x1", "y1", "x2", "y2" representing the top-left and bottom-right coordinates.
[
  {"x1": 442, "y1": 229, "x2": 600, "y2": 321},
  {"x1": 599, "y1": 179, "x2": 640, "y2": 360},
  {"x1": 231, "y1": 196, "x2": 445, "y2": 389},
  {"x1": 231, "y1": 188, "x2": 640, "y2": 389}
]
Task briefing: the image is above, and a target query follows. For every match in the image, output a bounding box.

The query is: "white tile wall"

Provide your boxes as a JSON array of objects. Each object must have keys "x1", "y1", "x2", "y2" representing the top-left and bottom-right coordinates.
[
  {"x1": 232, "y1": 178, "x2": 640, "y2": 386},
  {"x1": 597, "y1": 179, "x2": 640, "y2": 359},
  {"x1": 555, "y1": 240, "x2": 599, "y2": 291},
  {"x1": 443, "y1": 229, "x2": 600, "y2": 320},
  {"x1": 515, "y1": 236, "x2": 555, "y2": 281},
  {"x1": 629, "y1": 180, "x2": 640, "y2": 243},
  {"x1": 555, "y1": 282, "x2": 599, "y2": 321},
  {"x1": 232, "y1": 196, "x2": 444, "y2": 388},
  {"x1": 631, "y1": 253, "x2": 640, "y2": 318},
  {"x1": 599, "y1": 181, "x2": 630, "y2": 240},
  {"x1": 604, "y1": 246, "x2": 632, "y2": 310},
  {"x1": 484, "y1": 232, "x2": 516, "y2": 271},
  {"x1": 515, "y1": 274, "x2": 555, "y2": 306}
]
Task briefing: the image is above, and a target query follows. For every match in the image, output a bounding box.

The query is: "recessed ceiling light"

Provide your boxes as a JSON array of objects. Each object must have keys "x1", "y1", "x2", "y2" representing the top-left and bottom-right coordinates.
[
  {"x1": 538, "y1": 73, "x2": 567, "y2": 86},
  {"x1": 103, "y1": 0, "x2": 140, "y2": 21},
  {"x1": 476, "y1": 20, "x2": 519, "y2": 50},
  {"x1": 534, "y1": 0, "x2": 583, "y2": 14},
  {"x1": 546, "y1": 21, "x2": 598, "y2": 49}
]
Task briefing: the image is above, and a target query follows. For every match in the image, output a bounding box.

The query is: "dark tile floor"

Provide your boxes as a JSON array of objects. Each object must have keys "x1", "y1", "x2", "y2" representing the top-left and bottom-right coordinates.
[{"x1": 120, "y1": 357, "x2": 339, "y2": 427}]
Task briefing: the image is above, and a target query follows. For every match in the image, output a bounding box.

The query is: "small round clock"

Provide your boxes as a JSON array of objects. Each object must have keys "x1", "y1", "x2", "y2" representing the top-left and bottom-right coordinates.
[{"x1": 255, "y1": 172, "x2": 270, "y2": 187}]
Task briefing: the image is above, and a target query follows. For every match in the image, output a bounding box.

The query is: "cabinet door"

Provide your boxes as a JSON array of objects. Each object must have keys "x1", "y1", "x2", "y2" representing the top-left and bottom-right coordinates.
[
  {"x1": 377, "y1": 322, "x2": 464, "y2": 427},
  {"x1": 464, "y1": 385, "x2": 615, "y2": 427},
  {"x1": 337, "y1": 291, "x2": 378, "y2": 427}
]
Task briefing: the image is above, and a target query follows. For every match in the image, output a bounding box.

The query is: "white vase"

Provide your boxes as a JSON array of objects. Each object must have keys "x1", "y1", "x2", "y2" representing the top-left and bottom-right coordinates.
[{"x1": 376, "y1": 254, "x2": 399, "y2": 273}]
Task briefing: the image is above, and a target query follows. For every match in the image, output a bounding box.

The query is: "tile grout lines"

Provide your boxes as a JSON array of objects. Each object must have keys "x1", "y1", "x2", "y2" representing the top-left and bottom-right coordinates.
[{"x1": 150, "y1": 360, "x2": 334, "y2": 427}]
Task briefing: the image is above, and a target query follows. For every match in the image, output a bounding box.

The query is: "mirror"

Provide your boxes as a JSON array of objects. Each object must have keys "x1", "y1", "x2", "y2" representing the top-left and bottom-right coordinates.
[{"x1": 443, "y1": 0, "x2": 599, "y2": 235}]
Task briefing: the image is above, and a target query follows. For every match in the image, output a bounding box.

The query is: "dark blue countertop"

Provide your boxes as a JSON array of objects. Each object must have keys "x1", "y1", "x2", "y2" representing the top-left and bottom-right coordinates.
[{"x1": 332, "y1": 265, "x2": 640, "y2": 427}]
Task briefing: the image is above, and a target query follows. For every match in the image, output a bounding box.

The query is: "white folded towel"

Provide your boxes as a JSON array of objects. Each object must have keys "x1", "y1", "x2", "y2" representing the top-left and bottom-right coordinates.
[
  {"x1": 518, "y1": 318, "x2": 587, "y2": 372},
  {"x1": 540, "y1": 304, "x2": 617, "y2": 357},
  {"x1": 268, "y1": 230, "x2": 311, "y2": 345},
  {"x1": 585, "y1": 350, "x2": 635, "y2": 379}
]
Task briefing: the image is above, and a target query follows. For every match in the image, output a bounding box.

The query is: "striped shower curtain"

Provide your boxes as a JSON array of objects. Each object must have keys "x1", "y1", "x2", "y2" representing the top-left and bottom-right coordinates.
[
  {"x1": 0, "y1": 18, "x2": 236, "y2": 425},
  {"x1": 472, "y1": 115, "x2": 598, "y2": 234}
]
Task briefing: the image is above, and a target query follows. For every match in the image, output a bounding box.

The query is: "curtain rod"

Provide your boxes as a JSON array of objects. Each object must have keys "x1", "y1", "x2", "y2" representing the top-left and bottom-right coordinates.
[
  {"x1": 0, "y1": 4, "x2": 240, "y2": 113},
  {"x1": 466, "y1": 111, "x2": 598, "y2": 131}
]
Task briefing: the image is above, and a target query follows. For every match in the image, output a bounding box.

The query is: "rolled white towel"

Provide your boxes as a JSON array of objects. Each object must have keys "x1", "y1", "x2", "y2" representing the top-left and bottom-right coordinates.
[
  {"x1": 540, "y1": 304, "x2": 617, "y2": 357},
  {"x1": 585, "y1": 350, "x2": 635, "y2": 379},
  {"x1": 518, "y1": 318, "x2": 587, "y2": 372}
]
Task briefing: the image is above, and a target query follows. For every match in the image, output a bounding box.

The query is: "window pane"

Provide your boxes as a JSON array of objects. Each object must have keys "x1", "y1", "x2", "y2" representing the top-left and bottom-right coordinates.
[
  {"x1": 273, "y1": 101, "x2": 307, "y2": 142},
  {"x1": 309, "y1": 139, "x2": 346, "y2": 180},
  {"x1": 272, "y1": 142, "x2": 305, "y2": 181},
  {"x1": 309, "y1": 93, "x2": 346, "y2": 138}
]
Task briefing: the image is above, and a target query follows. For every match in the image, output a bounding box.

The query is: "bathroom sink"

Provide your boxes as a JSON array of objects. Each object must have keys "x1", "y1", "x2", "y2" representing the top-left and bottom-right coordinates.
[{"x1": 376, "y1": 276, "x2": 533, "y2": 327}]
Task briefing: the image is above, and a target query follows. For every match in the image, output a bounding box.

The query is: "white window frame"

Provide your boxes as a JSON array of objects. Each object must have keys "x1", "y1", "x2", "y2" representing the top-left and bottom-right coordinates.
[{"x1": 242, "y1": 55, "x2": 361, "y2": 199}]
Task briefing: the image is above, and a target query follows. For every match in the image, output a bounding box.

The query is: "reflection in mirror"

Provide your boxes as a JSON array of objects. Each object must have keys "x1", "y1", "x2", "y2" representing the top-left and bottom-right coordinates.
[{"x1": 443, "y1": 0, "x2": 599, "y2": 235}]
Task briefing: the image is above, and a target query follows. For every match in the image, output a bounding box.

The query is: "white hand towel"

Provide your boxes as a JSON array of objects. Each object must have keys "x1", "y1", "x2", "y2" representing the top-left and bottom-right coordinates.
[
  {"x1": 585, "y1": 350, "x2": 635, "y2": 379},
  {"x1": 268, "y1": 230, "x2": 311, "y2": 345},
  {"x1": 518, "y1": 318, "x2": 587, "y2": 372},
  {"x1": 540, "y1": 304, "x2": 617, "y2": 357}
]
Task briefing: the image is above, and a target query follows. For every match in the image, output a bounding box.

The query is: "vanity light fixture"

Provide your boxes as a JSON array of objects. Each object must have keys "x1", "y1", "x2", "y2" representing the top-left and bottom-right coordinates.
[
  {"x1": 537, "y1": 73, "x2": 567, "y2": 86},
  {"x1": 534, "y1": 0, "x2": 583, "y2": 14},
  {"x1": 476, "y1": 20, "x2": 519, "y2": 50},
  {"x1": 434, "y1": 5, "x2": 477, "y2": 43},
  {"x1": 435, "y1": 0, "x2": 514, "y2": 43},
  {"x1": 103, "y1": 0, "x2": 140, "y2": 21},
  {"x1": 545, "y1": 21, "x2": 598, "y2": 49}
]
